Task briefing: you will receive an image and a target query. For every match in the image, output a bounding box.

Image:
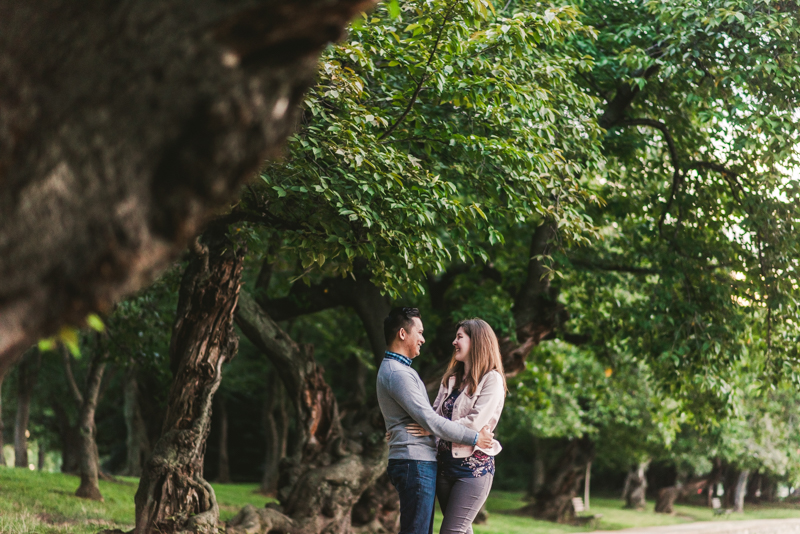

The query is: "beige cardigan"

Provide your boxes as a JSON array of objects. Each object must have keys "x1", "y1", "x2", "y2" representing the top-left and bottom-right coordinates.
[{"x1": 432, "y1": 369, "x2": 505, "y2": 458}]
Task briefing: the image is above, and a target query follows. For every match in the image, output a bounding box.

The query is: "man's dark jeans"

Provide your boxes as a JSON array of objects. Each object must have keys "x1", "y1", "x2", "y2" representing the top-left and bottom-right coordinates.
[{"x1": 387, "y1": 459, "x2": 437, "y2": 534}]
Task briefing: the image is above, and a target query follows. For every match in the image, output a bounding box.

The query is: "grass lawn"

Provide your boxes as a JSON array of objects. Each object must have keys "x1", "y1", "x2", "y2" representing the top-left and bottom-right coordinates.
[
  {"x1": 0, "y1": 467, "x2": 272, "y2": 533},
  {"x1": 3, "y1": 467, "x2": 800, "y2": 533}
]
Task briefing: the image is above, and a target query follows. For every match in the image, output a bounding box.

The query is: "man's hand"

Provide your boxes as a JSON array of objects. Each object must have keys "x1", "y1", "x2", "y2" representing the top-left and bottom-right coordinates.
[
  {"x1": 406, "y1": 423, "x2": 432, "y2": 437},
  {"x1": 477, "y1": 425, "x2": 493, "y2": 448}
]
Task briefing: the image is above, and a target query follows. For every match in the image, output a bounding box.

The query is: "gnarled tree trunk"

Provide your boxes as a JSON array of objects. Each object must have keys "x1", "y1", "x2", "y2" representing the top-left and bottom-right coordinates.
[
  {"x1": 655, "y1": 479, "x2": 707, "y2": 514},
  {"x1": 0, "y1": 0, "x2": 375, "y2": 371},
  {"x1": 234, "y1": 292, "x2": 391, "y2": 534},
  {"x1": 622, "y1": 461, "x2": 650, "y2": 510},
  {"x1": 14, "y1": 347, "x2": 40, "y2": 468},
  {"x1": 64, "y1": 342, "x2": 108, "y2": 501},
  {"x1": 524, "y1": 436, "x2": 594, "y2": 523},
  {"x1": 134, "y1": 228, "x2": 244, "y2": 534}
]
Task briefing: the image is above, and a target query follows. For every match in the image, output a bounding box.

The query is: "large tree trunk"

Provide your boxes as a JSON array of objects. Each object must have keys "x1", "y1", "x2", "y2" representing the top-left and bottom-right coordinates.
[
  {"x1": 134, "y1": 228, "x2": 244, "y2": 534},
  {"x1": 705, "y1": 457, "x2": 723, "y2": 507},
  {"x1": 655, "y1": 479, "x2": 707, "y2": 514},
  {"x1": 234, "y1": 292, "x2": 391, "y2": 534},
  {"x1": 0, "y1": 373, "x2": 6, "y2": 466},
  {"x1": 70, "y1": 344, "x2": 108, "y2": 501},
  {"x1": 523, "y1": 436, "x2": 594, "y2": 523},
  {"x1": 215, "y1": 394, "x2": 232, "y2": 483},
  {"x1": 123, "y1": 366, "x2": 151, "y2": 477},
  {"x1": 14, "y1": 348, "x2": 40, "y2": 468},
  {"x1": 622, "y1": 461, "x2": 650, "y2": 510},
  {"x1": 0, "y1": 0, "x2": 374, "y2": 370},
  {"x1": 734, "y1": 470, "x2": 749, "y2": 513}
]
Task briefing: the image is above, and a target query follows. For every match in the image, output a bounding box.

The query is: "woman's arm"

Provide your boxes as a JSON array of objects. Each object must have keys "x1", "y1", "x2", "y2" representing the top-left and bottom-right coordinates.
[
  {"x1": 451, "y1": 372, "x2": 505, "y2": 430},
  {"x1": 431, "y1": 383, "x2": 447, "y2": 413}
]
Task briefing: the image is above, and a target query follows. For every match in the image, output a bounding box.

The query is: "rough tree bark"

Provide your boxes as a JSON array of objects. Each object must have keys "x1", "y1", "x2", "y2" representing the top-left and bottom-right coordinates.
[
  {"x1": 0, "y1": 0, "x2": 375, "y2": 371},
  {"x1": 622, "y1": 461, "x2": 650, "y2": 510},
  {"x1": 734, "y1": 470, "x2": 750, "y2": 513},
  {"x1": 63, "y1": 343, "x2": 109, "y2": 501},
  {"x1": 14, "y1": 347, "x2": 40, "y2": 468},
  {"x1": 234, "y1": 292, "x2": 391, "y2": 534},
  {"x1": 133, "y1": 228, "x2": 245, "y2": 534},
  {"x1": 215, "y1": 394, "x2": 232, "y2": 483},
  {"x1": 655, "y1": 479, "x2": 707, "y2": 514},
  {"x1": 123, "y1": 365, "x2": 151, "y2": 477},
  {"x1": 520, "y1": 437, "x2": 594, "y2": 523}
]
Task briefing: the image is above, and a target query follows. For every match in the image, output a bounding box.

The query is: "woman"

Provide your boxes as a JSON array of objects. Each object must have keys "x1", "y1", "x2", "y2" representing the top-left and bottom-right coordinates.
[{"x1": 407, "y1": 318, "x2": 507, "y2": 534}]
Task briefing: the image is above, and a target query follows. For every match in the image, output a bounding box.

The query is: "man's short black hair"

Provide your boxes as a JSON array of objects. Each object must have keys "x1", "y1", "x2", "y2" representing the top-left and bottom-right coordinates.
[{"x1": 384, "y1": 307, "x2": 421, "y2": 345}]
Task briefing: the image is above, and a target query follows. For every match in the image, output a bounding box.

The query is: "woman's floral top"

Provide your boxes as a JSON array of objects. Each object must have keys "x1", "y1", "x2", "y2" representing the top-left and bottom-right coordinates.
[{"x1": 437, "y1": 388, "x2": 495, "y2": 478}]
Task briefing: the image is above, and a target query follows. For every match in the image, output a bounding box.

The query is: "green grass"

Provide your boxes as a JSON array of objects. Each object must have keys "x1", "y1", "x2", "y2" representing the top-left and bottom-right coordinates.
[
  {"x1": 3, "y1": 468, "x2": 800, "y2": 534},
  {"x1": 0, "y1": 467, "x2": 270, "y2": 533},
  {"x1": 465, "y1": 492, "x2": 800, "y2": 534}
]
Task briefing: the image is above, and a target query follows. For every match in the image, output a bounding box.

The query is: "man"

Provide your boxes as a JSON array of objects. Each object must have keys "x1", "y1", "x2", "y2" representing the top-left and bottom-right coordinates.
[{"x1": 377, "y1": 307, "x2": 493, "y2": 534}]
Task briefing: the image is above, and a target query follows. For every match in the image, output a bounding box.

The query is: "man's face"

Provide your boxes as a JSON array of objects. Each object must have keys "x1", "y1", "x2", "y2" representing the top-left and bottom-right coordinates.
[{"x1": 401, "y1": 317, "x2": 425, "y2": 358}]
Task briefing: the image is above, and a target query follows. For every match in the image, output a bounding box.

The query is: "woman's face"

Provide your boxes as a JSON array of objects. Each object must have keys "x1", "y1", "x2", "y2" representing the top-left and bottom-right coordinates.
[{"x1": 452, "y1": 327, "x2": 471, "y2": 364}]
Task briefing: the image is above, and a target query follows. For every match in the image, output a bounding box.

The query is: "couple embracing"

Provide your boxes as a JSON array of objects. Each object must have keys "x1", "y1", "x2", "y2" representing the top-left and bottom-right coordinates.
[{"x1": 377, "y1": 307, "x2": 506, "y2": 534}]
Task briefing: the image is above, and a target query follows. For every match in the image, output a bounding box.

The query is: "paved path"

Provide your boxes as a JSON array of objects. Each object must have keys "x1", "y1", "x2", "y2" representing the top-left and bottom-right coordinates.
[{"x1": 596, "y1": 518, "x2": 800, "y2": 534}]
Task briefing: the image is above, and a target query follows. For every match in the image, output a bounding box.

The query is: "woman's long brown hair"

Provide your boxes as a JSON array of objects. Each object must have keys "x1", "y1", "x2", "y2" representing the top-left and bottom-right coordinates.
[{"x1": 441, "y1": 318, "x2": 507, "y2": 395}]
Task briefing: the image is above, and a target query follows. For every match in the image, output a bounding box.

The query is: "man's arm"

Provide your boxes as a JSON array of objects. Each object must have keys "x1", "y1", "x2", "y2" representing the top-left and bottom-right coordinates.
[{"x1": 389, "y1": 369, "x2": 478, "y2": 446}]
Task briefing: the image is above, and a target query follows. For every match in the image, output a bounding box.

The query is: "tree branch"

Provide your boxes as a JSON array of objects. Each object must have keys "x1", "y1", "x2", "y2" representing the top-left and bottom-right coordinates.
[
  {"x1": 598, "y1": 64, "x2": 661, "y2": 129},
  {"x1": 617, "y1": 118, "x2": 683, "y2": 237},
  {"x1": 570, "y1": 258, "x2": 657, "y2": 275},
  {"x1": 61, "y1": 345, "x2": 84, "y2": 406},
  {"x1": 378, "y1": 2, "x2": 458, "y2": 141}
]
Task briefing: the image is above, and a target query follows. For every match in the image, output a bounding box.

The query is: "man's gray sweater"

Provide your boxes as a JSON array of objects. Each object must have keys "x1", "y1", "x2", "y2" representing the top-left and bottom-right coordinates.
[{"x1": 377, "y1": 357, "x2": 478, "y2": 461}]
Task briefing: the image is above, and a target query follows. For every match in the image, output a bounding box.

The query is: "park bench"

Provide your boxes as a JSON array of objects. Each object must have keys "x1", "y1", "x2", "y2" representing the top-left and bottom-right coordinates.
[
  {"x1": 711, "y1": 497, "x2": 732, "y2": 516},
  {"x1": 572, "y1": 497, "x2": 603, "y2": 527}
]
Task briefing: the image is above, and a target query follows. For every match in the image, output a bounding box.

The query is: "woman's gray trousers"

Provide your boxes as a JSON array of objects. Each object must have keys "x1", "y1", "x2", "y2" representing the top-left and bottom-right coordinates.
[{"x1": 436, "y1": 474, "x2": 493, "y2": 534}]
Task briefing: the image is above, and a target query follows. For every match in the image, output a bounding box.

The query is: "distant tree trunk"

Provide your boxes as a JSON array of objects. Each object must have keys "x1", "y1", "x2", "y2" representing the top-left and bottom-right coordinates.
[
  {"x1": 623, "y1": 461, "x2": 650, "y2": 510},
  {"x1": 134, "y1": 228, "x2": 244, "y2": 534},
  {"x1": 70, "y1": 344, "x2": 107, "y2": 501},
  {"x1": 260, "y1": 373, "x2": 283, "y2": 495},
  {"x1": 524, "y1": 436, "x2": 594, "y2": 523},
  {"x1": 723, "y1": 467, "x2": 738, "y2": 508},
  {"x1": 761, "y1": 475, "x2": 778, "y2": 502},
  {"x1": 706, "y1": 457, "x2": 723, "y2": 507},
  {"x1": 52, "y1": 400, "x2": 80, "y2": 474},
  {"x1": 123, "y1": 366, "x2": 151, "y2": 477},
  {"x1": 37, "y1": 442, "x2": 45, "y2": 470},
  {"x1": 734, "y1": 470, "x2": 749, "y2": 513},
  {"x1": 530, "y1": 435, "x2": 545, "y2": 498},
  {"x1": 655, "y1": 479, "x2": 707, "y2": 514},
  {"x1": 14, "y1": 348, "x2": 40, "y2": 468},
  {"x1": 216, "y1": 394, "x2": 232, "y2": 483},
  {"x1": 0, "y1": 373, "x2": 6, "y2": 466}
]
